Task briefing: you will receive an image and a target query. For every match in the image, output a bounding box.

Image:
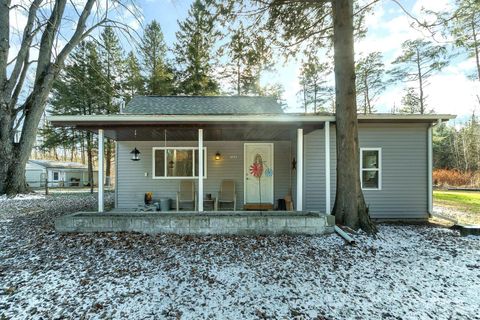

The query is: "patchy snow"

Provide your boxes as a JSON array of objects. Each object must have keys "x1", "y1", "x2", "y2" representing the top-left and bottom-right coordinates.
[
  {"x1": 1, "y1": 196, "x2": 479, "y2": 319},
  {"x1": 0, "y1": 193, "x2": 45, "y2": 201},
  {"x1": 0, "y1": 192, "x2": 114, "y2": 219}
]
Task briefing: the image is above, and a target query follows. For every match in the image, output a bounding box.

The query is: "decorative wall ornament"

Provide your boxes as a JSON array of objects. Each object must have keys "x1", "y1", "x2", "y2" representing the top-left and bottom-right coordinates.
[
  {"x1": 265, "y1": 167, "x2": 273, "y2": 177},
  {"x1": 249, "y1": 153, "x2": 273, "y2": 205},
  {"x1": 249, "y1": 153, "x2": 264, "y2": 205}
]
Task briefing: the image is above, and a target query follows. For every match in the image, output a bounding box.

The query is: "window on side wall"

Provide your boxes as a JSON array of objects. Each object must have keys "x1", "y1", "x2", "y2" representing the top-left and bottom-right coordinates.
[
  {"x1": 52, "y1": 171, "x2": 60, "y2": 181},
  {"x1": 360, "y1": 148, "x2": 381, "y2": 190},
  {"x1": 152, "y1": 147, "x2": 207, "y2": 179}
]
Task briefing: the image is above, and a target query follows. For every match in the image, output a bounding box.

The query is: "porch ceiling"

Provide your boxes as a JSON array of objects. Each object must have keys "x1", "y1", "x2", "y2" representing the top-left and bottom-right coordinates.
[{"x1": 79, "y1": 123, "x2": 323, "y2": 141}]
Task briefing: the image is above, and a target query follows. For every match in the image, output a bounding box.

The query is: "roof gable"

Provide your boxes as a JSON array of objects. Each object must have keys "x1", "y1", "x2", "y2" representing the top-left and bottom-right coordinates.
[{"x1": 124, "y1": 96, "x2": 285, "y2": 115}]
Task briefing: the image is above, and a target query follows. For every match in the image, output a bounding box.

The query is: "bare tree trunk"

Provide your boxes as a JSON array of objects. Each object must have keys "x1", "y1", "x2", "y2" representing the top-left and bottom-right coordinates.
[
  {"x1": 105, "y1": 139, "x2": 112, "y2": 186},
  {"x1": 303, "y1": 81, "x2": 308, "y2": 113},
  {"x1": 81, "y1": 132, "x2": 86, "y2": 164},
  {"x1": 472, "y1": 16, "x2": 480, "y2": 82},
  {"x1": 86, "y1": 131, "x2": 94, "y2": 194},
  {"x1": 331, "y1": 0, "x2": 376, "y2": 233},
  {"x1": 237, "y1": 59, "x2": 241, "y2": 95},
  {"x1": 0, "y1": 0, "x2": 111, "y2": 196},
  {"x1": 416, "y1": 48, "x2": 425, "y2": 114}
]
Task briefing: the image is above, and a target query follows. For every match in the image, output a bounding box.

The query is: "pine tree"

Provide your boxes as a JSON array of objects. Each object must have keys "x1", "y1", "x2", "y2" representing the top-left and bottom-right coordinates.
[
  {"x1": 298, "y1": 57, "x2": 334, "y2": 113},
  {"x1": 389, "y1": 39, "x2": 449, "y2": 114},
  {"x1": 124, "y1": 51, "x2": 145, "y2": 100},
  {"x1": 45, "y1": 41, "x2": 103, "y2": 192},
  {"x1": 98, "y1": 27, "x2": 125, "y2": 186},
  {"x1": 225, "y1": 24, "x2": 272, "y2": 95},
  {"x1": 435, "y1": 0, "x2": 480, "y2": 81},
  {"x1": 356, "y1": 52, "x2": 385, "y2": 114},
  {"x1": 140, "y1": 20, "x2": 174, "y2": 95},
  {"x1": 174, "y1": 0, "x2": 220, "y2": 95}
]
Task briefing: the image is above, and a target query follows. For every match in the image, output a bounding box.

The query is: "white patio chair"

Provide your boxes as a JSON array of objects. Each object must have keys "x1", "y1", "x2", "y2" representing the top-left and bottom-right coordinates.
[
  {"x1": 215, "y1": 180, "x2": 236, "y2": 211},
  {"x1": 176, "y1": 180, "x2": 197, "y2": 211}
]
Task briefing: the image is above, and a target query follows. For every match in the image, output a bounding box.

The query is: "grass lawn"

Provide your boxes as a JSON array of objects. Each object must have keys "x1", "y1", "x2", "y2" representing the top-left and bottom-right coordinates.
[{"x1": 433, "y1": 190, "x2": 480, "y2": 224}]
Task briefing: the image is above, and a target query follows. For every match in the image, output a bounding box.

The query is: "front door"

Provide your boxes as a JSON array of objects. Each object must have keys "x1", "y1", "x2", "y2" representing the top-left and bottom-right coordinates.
[{"x1": 244, "y1": 143, "x2": 274, "y2": 205}]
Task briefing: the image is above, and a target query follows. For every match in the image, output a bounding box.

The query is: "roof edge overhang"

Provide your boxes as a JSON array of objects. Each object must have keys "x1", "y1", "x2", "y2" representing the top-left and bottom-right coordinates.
[{"x1": 47, "y1": 113, "x2": 456, "y2": 127}]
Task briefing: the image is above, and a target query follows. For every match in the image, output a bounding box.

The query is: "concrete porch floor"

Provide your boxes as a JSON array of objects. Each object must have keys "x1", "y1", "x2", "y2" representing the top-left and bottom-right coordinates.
[{"x1": 55, "y1": 211, "x2": 335, "y2": 235}]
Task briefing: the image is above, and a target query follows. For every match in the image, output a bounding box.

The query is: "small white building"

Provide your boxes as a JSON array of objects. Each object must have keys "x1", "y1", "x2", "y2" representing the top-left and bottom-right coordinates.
[{"x1": 26, "y1": 160, "x2": 98, "y2": 188}]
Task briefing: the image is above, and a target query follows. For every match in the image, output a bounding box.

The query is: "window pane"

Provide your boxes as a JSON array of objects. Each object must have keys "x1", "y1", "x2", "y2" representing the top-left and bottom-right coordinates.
[
  {"x1": 53, "y1": 172, "x2": 59, "y2": 180},
  {"x1": 167, "y1": 149, "x2": 193, "y2": 177},
  {"x1": 154, "y1": 150, "x2": 165, "y2": 177},
  {"x1": 362, "y1": 150, "x2": 379, "y2": 169},
  {"x1": 362, "y1": 170, "x2": 379, "y2": 188},
  {"x1": 194, "y1": 149, "x2": 206, "y2": 177}
]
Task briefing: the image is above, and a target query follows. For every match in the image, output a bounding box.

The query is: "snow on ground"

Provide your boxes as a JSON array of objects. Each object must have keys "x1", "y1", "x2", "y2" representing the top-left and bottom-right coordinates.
[
  {"x1": 0, "y1": 192, "x2": 114, "y2": 219},
  {"x1": 1, "y1": 195, "x2": 479, "y2": 320}
]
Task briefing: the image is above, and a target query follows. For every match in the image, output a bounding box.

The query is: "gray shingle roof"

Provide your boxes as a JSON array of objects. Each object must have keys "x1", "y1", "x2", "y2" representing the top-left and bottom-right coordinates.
[{"x1": 124, "y1": 96, "x2": 285, "y2": 115}]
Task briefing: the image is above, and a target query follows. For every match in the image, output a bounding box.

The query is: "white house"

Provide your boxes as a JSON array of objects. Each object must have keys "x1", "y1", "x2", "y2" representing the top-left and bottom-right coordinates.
[{"x1": 26, "y1": 160, "x2": 98, "y2": 188}]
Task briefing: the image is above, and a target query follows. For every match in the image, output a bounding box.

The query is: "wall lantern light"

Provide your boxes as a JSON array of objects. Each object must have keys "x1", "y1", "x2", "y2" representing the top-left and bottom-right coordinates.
[
  {"x1": 215, "y1": 152, "x2": 221, "y2": 160},
  {"x1": 130, "y1": 147, "x2": 141, "y2": 161}
]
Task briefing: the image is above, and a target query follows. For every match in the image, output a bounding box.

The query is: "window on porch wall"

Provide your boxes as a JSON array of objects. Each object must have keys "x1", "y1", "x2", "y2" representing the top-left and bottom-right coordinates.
[{"x1": 153, "y1": 147, "x2": 207, "y2": 179}]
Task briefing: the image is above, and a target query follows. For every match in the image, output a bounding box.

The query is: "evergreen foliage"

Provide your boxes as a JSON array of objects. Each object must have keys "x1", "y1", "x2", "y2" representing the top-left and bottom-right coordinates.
[
  {"x1": 298, "y1": 56, "x2": 334, "y2": 113},
  {"x1": 355, "y1": 52, "x2": 385, "y2": 114},
  {"x1": 174, "y1": 0, "x2": 220, "y2": 95},
  {"x1": 389, "y1": 39, "x2": 449, "y2": 114},
  {"x1": 140, "y1": 20, "x2": 174, "y2": 95}
]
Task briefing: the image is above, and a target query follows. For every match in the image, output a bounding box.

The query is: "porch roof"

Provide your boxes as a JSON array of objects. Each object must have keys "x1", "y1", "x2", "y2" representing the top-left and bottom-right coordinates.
[{"x1": 47, "y1": 113, "x2": 456, "y2": 141}]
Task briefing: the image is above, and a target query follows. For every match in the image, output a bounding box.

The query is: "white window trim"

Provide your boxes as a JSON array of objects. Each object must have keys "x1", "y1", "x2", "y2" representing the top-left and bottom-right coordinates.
[
  {"x1": 152, "y1": 147, "x2": 207, "y2": 179},
  {"x1": 360, "y1": 147, "x2": 382, "y2": 191},
  {"x1": 52, "y1": 171, "x2": 60, "y2": 181}
]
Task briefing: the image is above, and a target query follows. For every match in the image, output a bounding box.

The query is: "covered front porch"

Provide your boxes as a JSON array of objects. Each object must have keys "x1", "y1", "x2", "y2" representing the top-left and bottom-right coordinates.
[
  {"x1": 49, "y1": 113, "x2": 335, "y2": 235},
  {"x1": 50, "y1": 114, "x2": 334, "y2": 213}
]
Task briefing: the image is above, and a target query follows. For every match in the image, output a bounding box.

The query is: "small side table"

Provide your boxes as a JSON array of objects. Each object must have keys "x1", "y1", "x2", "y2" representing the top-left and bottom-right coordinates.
[{"x1": 203, "y1": 198, "x2": 216, "y2": 211}]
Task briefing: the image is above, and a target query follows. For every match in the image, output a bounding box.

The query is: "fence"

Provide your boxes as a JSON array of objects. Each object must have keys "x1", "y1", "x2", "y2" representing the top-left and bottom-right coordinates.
[{"x1": 27, "y1": 179, "x2": 114, "y2": 195}]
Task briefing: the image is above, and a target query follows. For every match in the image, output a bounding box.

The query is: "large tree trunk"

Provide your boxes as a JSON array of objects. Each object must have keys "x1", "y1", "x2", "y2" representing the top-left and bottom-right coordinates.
[
  {"x1": 0, "y1": 81, "x2": 55, "y2": 195},
  {"x1": 0, "y1": 103, "x2": 15, "y2": 194},
  {"x1": 331, "y1": 0, "x2": 376, "y2": 233},
  {"x1": 0, "y1": 0, "x2": 104, "y2": 196}
]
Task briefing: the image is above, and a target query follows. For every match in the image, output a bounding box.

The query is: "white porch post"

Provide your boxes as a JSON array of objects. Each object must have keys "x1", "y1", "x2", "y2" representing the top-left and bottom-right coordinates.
[
  {"x1": 325, "y1": 121, "x2": 331, "y2": 214},
  {"x1": 428, "y1": 125, "x2": 433, "y2": 214},
  {"x1": 198, "y1": 128, "x2": 204, "y2": 212},
  {"x1": 98, "y1": 129, "x2": 104, "y2": 213},
  {"x1": 296, "y1": 128, "x2": 303, "y2": 211}
]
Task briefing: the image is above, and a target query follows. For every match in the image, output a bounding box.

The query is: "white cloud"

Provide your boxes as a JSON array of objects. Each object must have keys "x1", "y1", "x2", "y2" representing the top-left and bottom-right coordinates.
[
  {"x1": 352, "y1": 0, "x2": 478, "y2": 119},
  {"x1": 427, "y1": 73, "x2": 479, "y2": 116}
]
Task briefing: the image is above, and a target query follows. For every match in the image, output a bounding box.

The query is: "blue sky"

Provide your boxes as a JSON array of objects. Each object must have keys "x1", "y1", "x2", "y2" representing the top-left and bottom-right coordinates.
[
  {"x1": 8, "y1": 0, "x2": 479, "y2": 123},
  {"x1": 133, "y1": 0, "x2": 478, "y2": 122}
]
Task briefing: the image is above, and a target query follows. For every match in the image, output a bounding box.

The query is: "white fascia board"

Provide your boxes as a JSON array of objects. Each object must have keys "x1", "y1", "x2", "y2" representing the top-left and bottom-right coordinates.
[{"x1": 47, "y1": 114, "x2": 336, "y2": 124}]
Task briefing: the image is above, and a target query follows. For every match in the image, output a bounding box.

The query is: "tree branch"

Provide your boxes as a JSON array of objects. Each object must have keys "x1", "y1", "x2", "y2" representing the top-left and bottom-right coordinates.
[
  {"x1": 6, "y1": 0, "x2": 43, "y2": 97},
  {"x1": 55, "y1": 0, "x2": 98, "y2": 66}
]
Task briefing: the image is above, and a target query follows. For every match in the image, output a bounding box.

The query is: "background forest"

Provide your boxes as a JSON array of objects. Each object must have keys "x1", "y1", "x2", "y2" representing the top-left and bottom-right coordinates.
[{"x1": 35, "y1": 0, "x2": 480, "y2": 189}]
